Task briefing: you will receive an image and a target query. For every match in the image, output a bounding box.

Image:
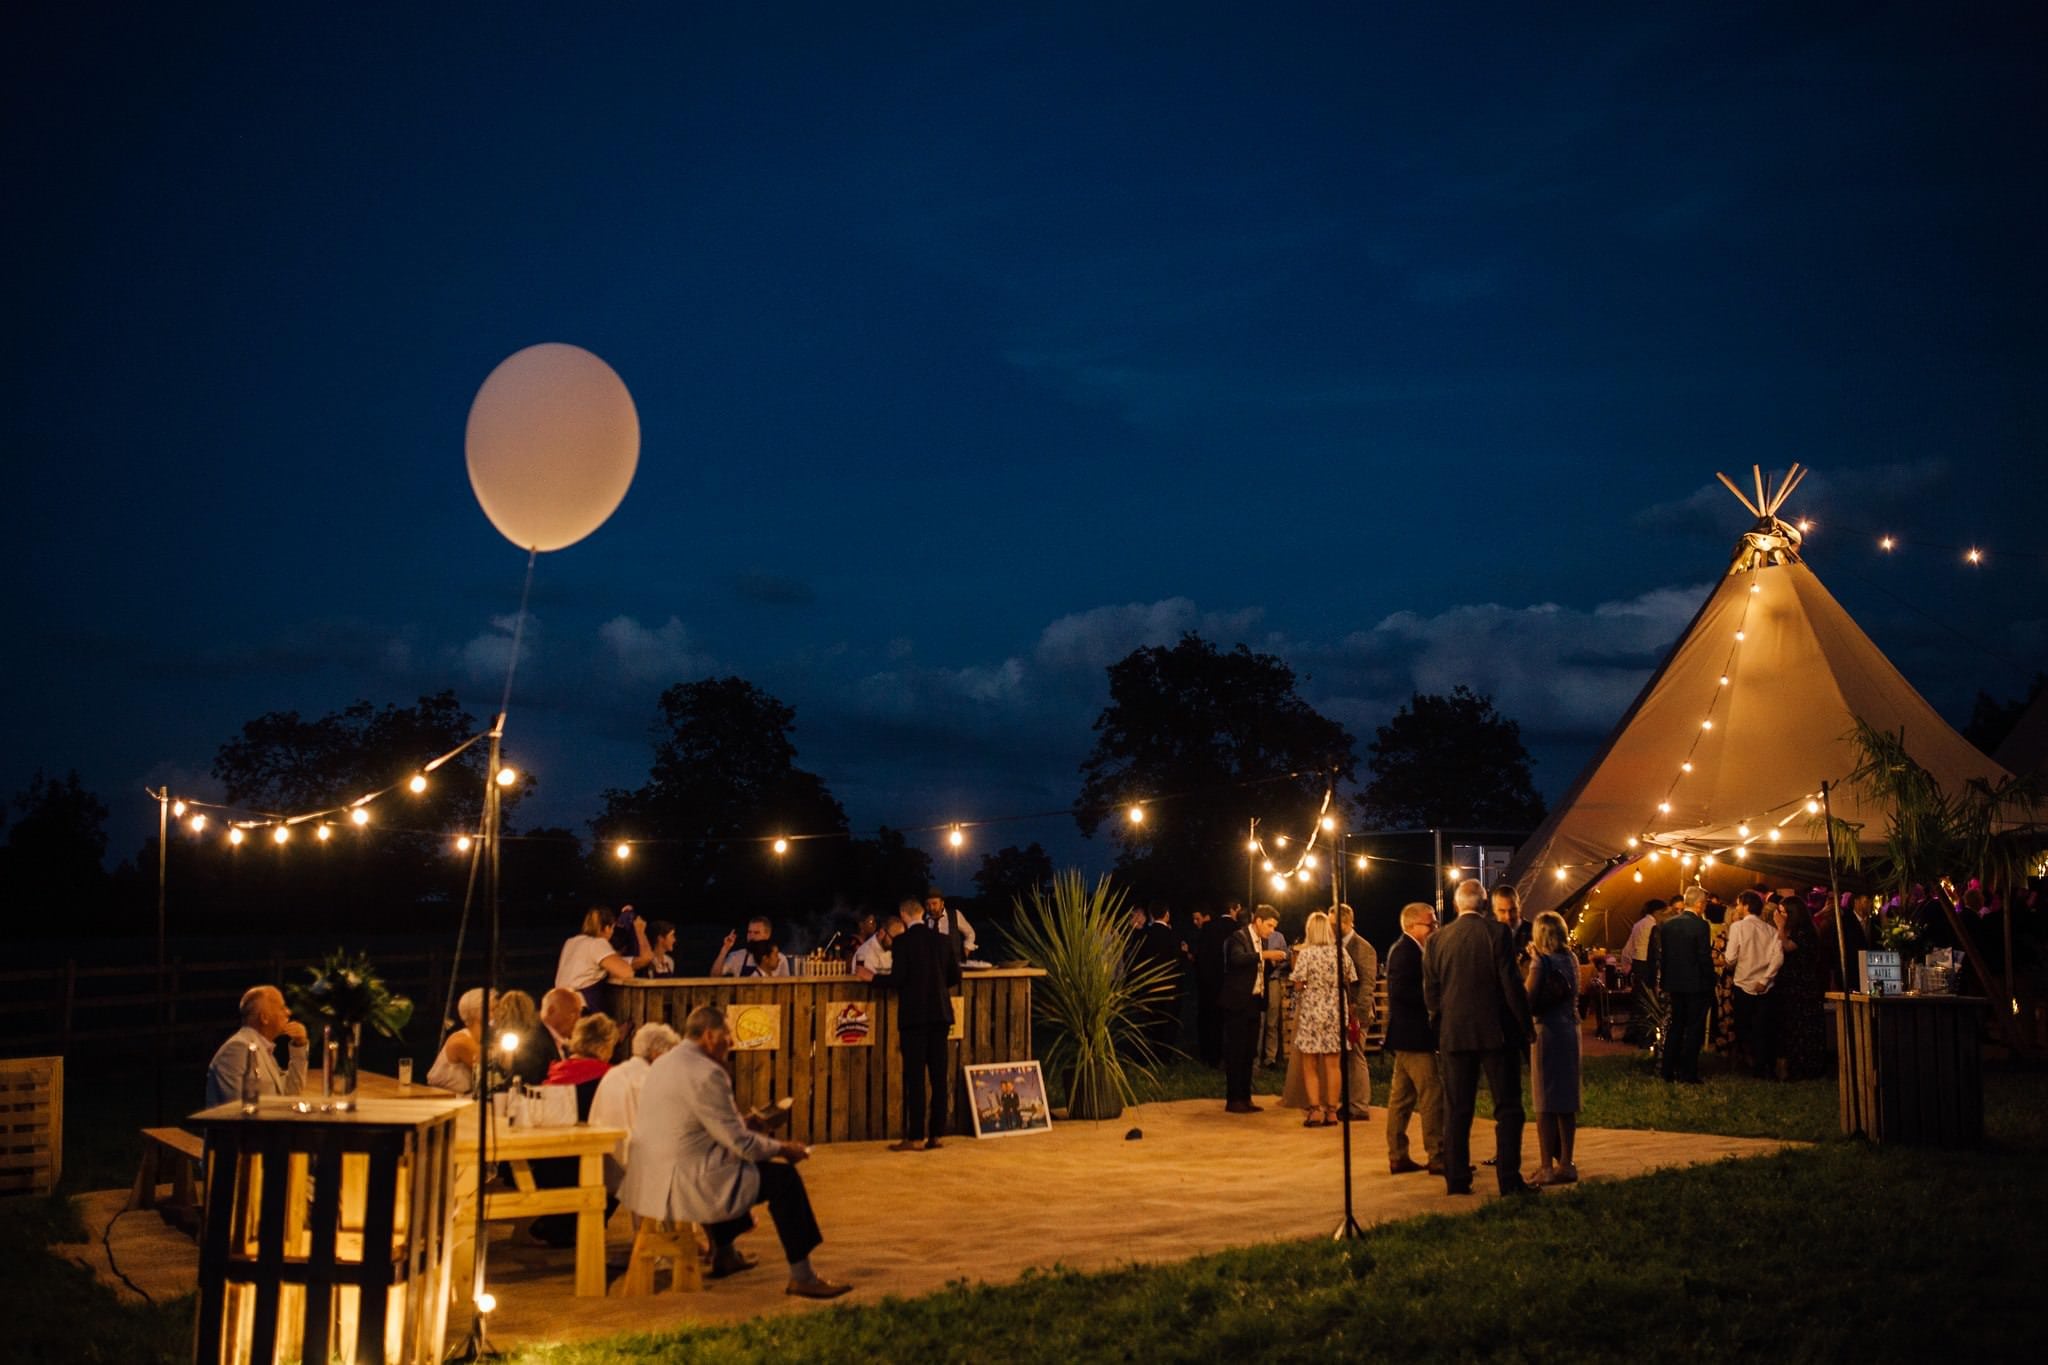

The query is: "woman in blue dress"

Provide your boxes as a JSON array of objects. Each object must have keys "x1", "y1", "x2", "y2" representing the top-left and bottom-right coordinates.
[{"x1": 1524, "y1": 910, "x2": 1582, "y2": 1185}]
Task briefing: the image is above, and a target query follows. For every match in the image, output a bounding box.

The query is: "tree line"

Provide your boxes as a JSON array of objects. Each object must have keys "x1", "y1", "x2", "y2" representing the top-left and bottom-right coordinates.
[{"x1": 1, "y1": 633, "x2": 1565, "y2": 943}]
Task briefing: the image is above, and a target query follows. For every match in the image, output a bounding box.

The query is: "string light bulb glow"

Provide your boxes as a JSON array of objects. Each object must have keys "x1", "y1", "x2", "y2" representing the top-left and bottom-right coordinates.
[
  {"x1": 1275, "y1": 836, "x2": 1288, "y2": 848},
  {"x1": 1355, "y1": 856, "x2": 1369, "y2": 871},
  {"x1": 455, "y1": 835, "x2": 473, "y2": 853},
  {"x1": 613, "y1": 841, "x2": 631, "y2": 860},
  {"x1": 1880, "y1": 536, "x2": 1895, "y2": 551},
  {"x1": 1738, "y1": 824, "x2": 1750, "y2": 837},
  {"x1": 948, "y1": 826, "x2": 965, "y2": 848},
  {"x1": 189, "y1": 814, "x2": 207, "y2": 833},
  {"x1": 1701, "y1": 719, "x2": 1714, "y2": 731},
  {"x1": 1806, "y1": 799, "x2": 1821, "y2": 814},
  {"x1": 350, "y1": 807, "x2": 369, "y2": 827},
  {"x1": 1127, "y1": 805, "x2": 1145, "y2": 825},
  {"x1": 1303, "y1": 853, "x2": 1317, "y2": 870},
  {"x1": 1768, "y1": 828, "x2": 1782, "y2": 842},
  {"x1": 1553, "y1": 867, "x2": 1568, "y2": 881},
  {"x1": 1271, "y1": 874, "x2": 1287, "y2": 892},
  {"x1": 1734, "y1": 847, "x2": 1747, "y2": 860},
  {"x1": 1719, "y1": 675, "x2": 1729, "y2": 686},
  {"x1": 496, "y1": 766, "x2": 519, "y2": 787},
  {"x1": 1658, "y1": 801, "x2": 1672, "y2": 814},
  {"x1": 229, "y1": 827, "x2": 245, "y2": 846},
  {"x1": 1681, "y1": 761, "x2": 1694, "y2": 773},
  {"x1": 1319, "y1": 815, "x2": 1336, "y2": 832},
  {"x1": 1796, "y1": 519, "x2": 1811, "y2": 533},
  {"x1": 1966, "y1": 548, "x2": 1982, "y2": 565},
  {"x1": 315, "y1": 824, "x2": 331, "y2": 842},
  {"x1": 476, "y1": 1292, "x2": 497, "y2": 1315},
  {"x1": 1648, "y1": 850, "x2": 1661, "y2": 863},
  {"x1": 271, "y1": 826, "x2": 290, "y2": 844},
  {"x1": 1246, "y1": 839, "x2": 1259, "y2": 852},
  {"x1": 1296, "y1": 868, "x2": 1311, "y2": 883},
  {"x1": 772, "y1": 837, "x2": 789, "y2": 855},
  {"x1": 1735, "y1": 630, "x2": 1746, "y2": 641},
  {"x1": 408, "y1": 774, "x2": 428, "y2": 794},
  {"x1": 172, "y1": 800, "x2": 187, "y2": 817},
  {"x1": 498, "y1": 1031, "x2": 519, "y2": 1056},
  {"x1": 1633, "y1": 871, "x2": 1644, "y2": 883},
  {"x1": 1262, "y1": 859, "x2": 1275, "y2": 873}
]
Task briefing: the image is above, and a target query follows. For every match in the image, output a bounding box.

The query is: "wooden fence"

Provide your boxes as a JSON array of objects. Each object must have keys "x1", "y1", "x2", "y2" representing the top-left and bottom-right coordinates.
[{"x1": 0, "y1": 948, "x2": 560, "y2": 1059}]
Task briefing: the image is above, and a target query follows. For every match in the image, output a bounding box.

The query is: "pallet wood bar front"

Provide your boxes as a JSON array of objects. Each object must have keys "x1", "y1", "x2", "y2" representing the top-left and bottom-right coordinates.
[
  {"x1": 1828, "y1": 992, "x2": 1984, "y2": 1146},
  {"x1": 612, "y1": 969, "x2": 1044, "y2": 1144},
  {"x1": 189, "y1": 1095, "x2": 469, "y2": 1365}
]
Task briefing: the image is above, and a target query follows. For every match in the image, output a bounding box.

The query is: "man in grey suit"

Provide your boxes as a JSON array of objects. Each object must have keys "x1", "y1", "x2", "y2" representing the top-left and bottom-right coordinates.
[
  {"x1": 204, "y1": 985, "x2": 308, "y2": 1109},
  {"x1": 1423, "y1": 880, "x2": 1534, "y2": 1196},
  {"x1": 617, "y1": 1004, "x2": 851, "y2": 1298},
  {"x1": 1654, "y1": 887, "x2": 1717, "y2": 1084}
]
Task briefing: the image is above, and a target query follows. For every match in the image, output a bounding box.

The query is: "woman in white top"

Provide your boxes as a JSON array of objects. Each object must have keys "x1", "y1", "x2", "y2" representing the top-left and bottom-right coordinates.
[
  {"x1": 588, "y1": 1022, "x2": 683, "y2": 1193},
  {"x1": 426, "y1": 986, "x2": 492, "y2": 1095},
  {"x1": 557, "y1": 905, "x2": 653, "y2": 1011}
]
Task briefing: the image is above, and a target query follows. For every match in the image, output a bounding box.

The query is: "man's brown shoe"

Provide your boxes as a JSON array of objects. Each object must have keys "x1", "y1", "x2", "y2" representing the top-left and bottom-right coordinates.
[
  {"x1": 786, "y1": 1277, "x2": 853, "y2": 1299},
  {"x1": 1388, "y1": 1157, "x2": 1424, "y2": 1175},
  {"x1": 924, "y1": 1138, "x2": 944, "y2": 1150},
  {"x1": 888, "y1": 1140, "x2": 923, "y2": 1153}
]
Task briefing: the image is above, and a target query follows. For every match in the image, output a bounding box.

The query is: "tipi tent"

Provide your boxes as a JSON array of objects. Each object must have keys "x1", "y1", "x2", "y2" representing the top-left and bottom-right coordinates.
[{"x1": 1506, "y1": 465, "x2": 2010, "y2": 943}]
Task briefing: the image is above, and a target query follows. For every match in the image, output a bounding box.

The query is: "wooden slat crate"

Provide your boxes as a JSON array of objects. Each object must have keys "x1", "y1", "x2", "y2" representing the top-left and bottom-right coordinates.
[{"x1": 0, "y1": 1055, "x2": 62, "y2": 1195}]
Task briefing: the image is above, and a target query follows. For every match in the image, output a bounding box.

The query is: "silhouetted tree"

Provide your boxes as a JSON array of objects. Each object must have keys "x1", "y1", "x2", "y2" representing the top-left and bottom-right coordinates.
[
  {"x1": 1, "y1": 769, "x2": 111, "y2": 929},
  {"x1": 1361, "y1": 686, "x2": 1546, "y2": 830},
  {"x1": 1964, "y1": 673, "x2": 2047, "y2": 756},
  {"x1": 1077, "y1": 634, "x2": 1354, "y2": 907}
]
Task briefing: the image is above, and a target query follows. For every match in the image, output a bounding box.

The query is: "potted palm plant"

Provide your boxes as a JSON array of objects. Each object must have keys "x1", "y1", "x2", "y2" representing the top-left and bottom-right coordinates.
[
  {"x1": 286, "y1": 950, "x2": 413, "y2": 1109},
  {"x1": 1006, "y1": 870, "x2": 1177, "y2": 1120}
]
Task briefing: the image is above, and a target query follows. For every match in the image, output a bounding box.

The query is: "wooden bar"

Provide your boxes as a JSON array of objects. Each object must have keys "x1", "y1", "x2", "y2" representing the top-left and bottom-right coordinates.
[
  {"x1": 1828, "y1": 992, "x2": 1984, "y2": 1147},
  {"x1": 614, "y1": 969, "x2": 1044, "y2": 1143}
]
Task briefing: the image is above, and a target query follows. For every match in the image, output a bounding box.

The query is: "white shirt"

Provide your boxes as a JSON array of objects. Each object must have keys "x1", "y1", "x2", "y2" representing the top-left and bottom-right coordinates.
[
  {"x1": 1621, "y1": 914, "x2": 1656, "y2": 969},
  {"x1": 556, "y1": 934, "x2": 616, "y2": 991},
  {"x1": 718, "y1": 948, "x2": 793, "y2": 978},
  {"x1": 1723, "y1": 915, "x2": 1784, "y2": 994},
  {"x1": 932, "y1": 908, "x2": 978, "y2": 956},
  {"x1": 425, "y1": 1034, "x2": 477, "y2": 1096},
  {"x1": 588, "y1": 1055, "x2": 652, "y2": 1193},
  {"x1": 853, "y1": 935, "x2": 893, "y2": 976}
]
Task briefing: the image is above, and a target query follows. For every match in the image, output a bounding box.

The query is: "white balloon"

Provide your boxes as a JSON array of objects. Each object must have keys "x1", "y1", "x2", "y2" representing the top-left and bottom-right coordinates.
[{"x1": 466, "y1": 343, "x2": 639, "y2": 552}]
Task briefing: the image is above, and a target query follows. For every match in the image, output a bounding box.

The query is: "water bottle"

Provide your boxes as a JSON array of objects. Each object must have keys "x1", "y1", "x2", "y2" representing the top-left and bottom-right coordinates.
[{"x1": 240, "y1": 1042, "x2": 261, "y2": 1114}]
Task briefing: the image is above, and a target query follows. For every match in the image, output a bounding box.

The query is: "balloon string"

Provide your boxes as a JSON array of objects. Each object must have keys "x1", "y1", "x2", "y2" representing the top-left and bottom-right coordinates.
[{"x1": 494, "y1": 548, "x2": 539, "y2": 733}]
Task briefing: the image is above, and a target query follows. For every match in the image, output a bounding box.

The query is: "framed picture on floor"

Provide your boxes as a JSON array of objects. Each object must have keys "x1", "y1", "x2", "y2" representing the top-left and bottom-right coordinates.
[{"x1": 963, "y1": 1060, "x2": 1052, "y2": 1139}]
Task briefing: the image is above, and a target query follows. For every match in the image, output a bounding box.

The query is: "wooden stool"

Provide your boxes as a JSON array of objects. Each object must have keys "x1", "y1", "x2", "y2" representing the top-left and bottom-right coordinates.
[
  {"x1": 129, "y1": 1126, "x2": 205, "y2": 1231},
  {"x1": 610, "y1": 1215, "x2": 704, "y2": 1296}
]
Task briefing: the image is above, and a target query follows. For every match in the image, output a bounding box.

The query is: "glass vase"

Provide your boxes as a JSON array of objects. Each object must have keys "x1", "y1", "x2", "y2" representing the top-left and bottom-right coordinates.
[{"x1": 323, "y1": 1022, "x2": 361, "y2": 1111}]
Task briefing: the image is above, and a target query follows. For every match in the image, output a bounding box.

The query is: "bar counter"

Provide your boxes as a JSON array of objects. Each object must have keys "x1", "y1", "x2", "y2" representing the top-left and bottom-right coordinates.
[{"x1": 609, "y1": 968, "x2": 1044, "y2": 1144}]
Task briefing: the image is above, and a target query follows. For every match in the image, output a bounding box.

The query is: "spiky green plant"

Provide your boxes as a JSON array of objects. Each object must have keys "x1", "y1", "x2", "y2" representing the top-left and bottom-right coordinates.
[
  {"x1": 1845, "y1": 719, "x2": 2044, "y2": 899},
  {"x1": 1007, "y1": 870, "x2": 1178, "y2": 1120}
]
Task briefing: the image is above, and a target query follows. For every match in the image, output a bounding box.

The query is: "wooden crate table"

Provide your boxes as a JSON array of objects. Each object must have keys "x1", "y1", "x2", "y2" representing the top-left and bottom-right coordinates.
[
  {"x1": 447, "y1": 1117, "x2": 624, "y2": 1299},
  {"x1": 189, "y1": 1094, "x2": 471, "y2": 1365},
  {"x1": 0, "y1": 1056, "x2": 62, "y2": 1196},
  {"x1": 1829, "y1": 992, "x2": 1985, "y2": 1146}
]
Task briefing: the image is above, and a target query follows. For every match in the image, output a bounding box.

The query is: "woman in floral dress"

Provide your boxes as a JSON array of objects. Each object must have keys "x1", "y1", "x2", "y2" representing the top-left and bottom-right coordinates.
[{"x1": 1288, "y1": 911, "x2": 1356, "y2": 1126}]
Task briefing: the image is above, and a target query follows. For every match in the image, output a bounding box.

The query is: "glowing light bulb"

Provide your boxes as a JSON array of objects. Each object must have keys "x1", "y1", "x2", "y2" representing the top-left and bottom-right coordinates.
[
  {"x1": 1632, "y1": 871, "x2": 1644, "y2": 883},
  {"x1": 1554, "y1": 867, "x2": 1568, "y2": 881},
  {"x1": 1680, "y1": 854, "x2": 1694, "y2": 867},
  {"x1": 614, "y1": 841, "x2": 631, "y2": 860},
  {"x1": 1880, "y1": 536, "x2": 1894, "y2": 552},
  {"x1": 1681, "y1": 762, "x2": 1693, "y2": 773},
  {"x1": 1296, "y1": 868, "x2": 1311, "y2": 883},
  {"x1": 456, "y1": 835, "x2": 473, "y2": 853},
  {"x1": 1355, "y1": 856, "x2": 1369, "y2": 871},
  {"x1": 1719, "y1": 675, "x2": 1729, "y2": 686},
  {"x1": 1701, "y1": 719, "x2": 1713, "y2": 731},
  {"x1": 1626, "y1": 837, "x2": 1638, "y2": 848},
  {"x1": 1275, "y1": 836, "x2": 1288, "y2": 848},
  {"x1": 1734, "y1": 847, "x2": 1747, "y2": 860},
  {"x1": 1271, "y1": 875, "x2": 1287, "y2": 892},
  {"x1": 476, "y1": 1292, "x2": 497, "y2": 1315},
  {"x1": 1447, "y1": 869, "x2": 1460, "y2": 884},
  {"x1": 1966, "y1": 548, "x2": 1982, "y2": 565},
  {"x1": 189, "y1": 814, "x2": 207, "y2": 833},
  {"x1": 1445, "y1": 865, "x2": 1458, "y2": 877},
  {"x1": 1303, "y1": 854, "x2": 1317, "y2": 870},
  {"x1": 948, "y1": 826, "x2": 965, "y2": 848},
  {"x1": 315, "y1": 824, "x2": 331, "y2": 841},
  {"x1": 772, "y1": 837, "x2": 789, "y2": 855},
  {"x1": 408, "y1": 774, "x2": 428, "y2": 794},
  {"x1": 1805, "y1": 799, "x2": 1820, "y2": 814},
  {"x1": 1750, "y1": 583, "x2": 1762, "y2": 594},
  {"x1": 1648, "y1": 851, "x2": 1661, "y2": 863},
  {"x1": 272, "y1": 826, "x2": 289, "y2": 844},
  {"x1": 171, "y1": 800, "x2": 187, "y2": 817},
  {"x1": 1735, "y1": 630, "x2": 1745, "y2": 642},
  {"x1": 229, "y1": 827, "x2": 245, "y2": 846},
  {"x1": 1768, "y1": 828, "x2": 1782, "y2": 843},
  {"x1": 1247, "y1": 839, "x2": 1260, "y2": 852},
  {"x1": 1319, "y1": 815, "x2": 1336, "y2": 832},
  {"x1": 1703, "y1": 855, "x2": 1716, "y2": 867},
  {"x1": 1127, "y1": 805, "x2": 1145, "y2": 825},
  {"x1": 499, "y1": 1031, "x2": 519, "y2": 1055},
  {"x1": 496, "y1": 766, "x2": 519, "y2": 787},
  {"x1": 1658, "y1": 802, "x2": 1672, "y2": 814},
  {"x1": 1261, "y1": 859, "x2": 1275, "y2": 873},
  {"x1": 350, "y1": 807, "x2": 370, "y2": 826},
  {"x1": 1738, "y1": 824, "x2": 1751, "y2": 837}
]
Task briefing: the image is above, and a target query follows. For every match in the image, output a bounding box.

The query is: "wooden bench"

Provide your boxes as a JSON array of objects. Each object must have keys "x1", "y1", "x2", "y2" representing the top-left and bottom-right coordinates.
[
  {"x1": 609, "y1": 1215, "x2": 704, "y2": 1297},
  {"x1": 0, "y1": 1056, "x2": 62, "y2": 1196},
  {"x1": 129, "y1": 1126, "x2": 206, "y2": 1229}
]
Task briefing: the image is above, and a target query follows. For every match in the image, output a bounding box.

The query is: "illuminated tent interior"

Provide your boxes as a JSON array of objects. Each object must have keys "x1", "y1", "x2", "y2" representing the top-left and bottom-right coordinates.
[{"x1": 1505, "y1": 466, "x2": 2010, "y2": 947}]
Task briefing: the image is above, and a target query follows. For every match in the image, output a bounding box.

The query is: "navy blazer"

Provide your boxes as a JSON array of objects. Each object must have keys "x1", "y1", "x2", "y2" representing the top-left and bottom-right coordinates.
[
  {"x1": 1652, "y1": 912, "x2": 1715, "y2": 994},
  {"x1": 1382, "y1": 933, "x2": 1435, "y2": 1053},
  {"x1": 1422, "y1": 912, "x2": 1533, "y2": 1052}
]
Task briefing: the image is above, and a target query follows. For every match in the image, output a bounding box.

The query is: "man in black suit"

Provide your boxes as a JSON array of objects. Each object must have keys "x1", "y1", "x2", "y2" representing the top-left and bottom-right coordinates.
[
  {"x1": 1655, "y1": 887, "x2": 1716, "y2": 1084},
  {"x1": 1134, "y1": 904, "x2": 1185, "y2": 1049},
  {"x1": 874, "y1": 897, "x2": 961, "y2": 1150},
  {"x1": 1423, "y1": 879, "x2": 1534, "y2": 1195},
  {"x1": 1219, "y1": 906, "x2": 1280, "y2": 1113},
  {"x1": 1383, "y1": 902, "x2": 1443, "y2": 1174}
]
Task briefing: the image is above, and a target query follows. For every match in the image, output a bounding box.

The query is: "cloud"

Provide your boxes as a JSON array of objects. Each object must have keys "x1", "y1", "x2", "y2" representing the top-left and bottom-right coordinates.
[
  {"x1": 1032, "y1": 598, "x2": 1266, "y2": 674},
  {"x1": 456, "y1": 613, "x2": 534, "y2": 684},
  {"x1": 598, "y1": 615, "x2": 711, "y2": 685}
]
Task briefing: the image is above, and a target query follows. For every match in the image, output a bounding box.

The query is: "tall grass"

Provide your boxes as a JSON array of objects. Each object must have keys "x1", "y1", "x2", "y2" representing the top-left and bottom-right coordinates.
[{"x1": 1007, "y1": 870, "x2": 1177, "y2": 1119}]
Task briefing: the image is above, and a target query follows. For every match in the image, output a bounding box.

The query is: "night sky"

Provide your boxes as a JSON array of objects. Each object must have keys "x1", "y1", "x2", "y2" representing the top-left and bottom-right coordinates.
[{"x1": 5, "y1": 5, "x2": 2043, "y2": 875}]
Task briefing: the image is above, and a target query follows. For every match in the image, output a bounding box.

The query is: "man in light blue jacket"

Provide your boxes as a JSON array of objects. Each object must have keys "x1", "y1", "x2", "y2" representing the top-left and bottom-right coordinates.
[
  {"x1": 203, "y1": 985, "x2": 308, "y2": 1109},
  {"x1": 617, "y1": 1004, "x2": 851, "y2": 1298}
]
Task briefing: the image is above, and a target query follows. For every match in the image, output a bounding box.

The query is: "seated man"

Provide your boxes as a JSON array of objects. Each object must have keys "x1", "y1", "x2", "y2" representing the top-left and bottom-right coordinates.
[
  {"x1": 618, "y1": 1004, "x2": 851, "y2": 1299},
  {"x1": 205, "y1": 985, "x2": 309, "y2": 1108}
]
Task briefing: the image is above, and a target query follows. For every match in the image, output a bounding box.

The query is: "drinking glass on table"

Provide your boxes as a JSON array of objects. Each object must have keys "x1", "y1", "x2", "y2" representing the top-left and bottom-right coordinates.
[{"x1": 397, "y1": 1058, "x2": 414, "y2": 1090}]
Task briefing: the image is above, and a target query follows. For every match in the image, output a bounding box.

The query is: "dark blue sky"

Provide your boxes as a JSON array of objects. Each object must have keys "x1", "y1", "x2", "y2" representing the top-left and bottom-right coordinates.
[{"x1": 5, "y1": 4, "x2": 2043, "y2": 873}]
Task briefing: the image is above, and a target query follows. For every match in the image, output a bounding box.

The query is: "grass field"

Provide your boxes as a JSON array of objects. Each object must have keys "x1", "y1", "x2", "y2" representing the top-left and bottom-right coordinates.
[{"x1": 10, "y1": 1050, "x2": 2043, "y2": 1364}]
